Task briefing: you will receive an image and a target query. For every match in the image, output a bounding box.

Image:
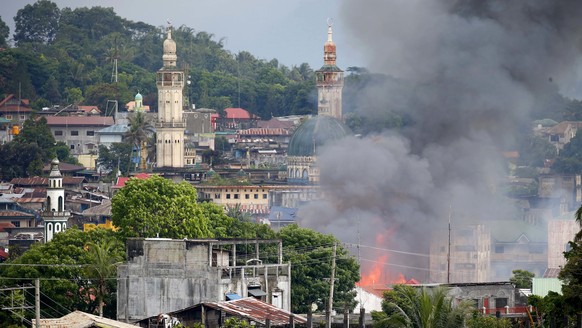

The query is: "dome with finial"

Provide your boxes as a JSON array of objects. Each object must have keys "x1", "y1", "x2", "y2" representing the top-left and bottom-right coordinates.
[
  {"x1": 207, "y1": 167, "x2": 216, "y2": 177},
  {"x1": 49, "y1": 157, "x2": 62, "y2": 178},
  {"x1": 162, "y1": 26, "x2": 177, "y2": 67},
  {"x1": 135, "y1": 92, "x2": 143, "y2": 101},
  {"x1": 288, "y1": 116, "x2": 351, "y2": 157}
]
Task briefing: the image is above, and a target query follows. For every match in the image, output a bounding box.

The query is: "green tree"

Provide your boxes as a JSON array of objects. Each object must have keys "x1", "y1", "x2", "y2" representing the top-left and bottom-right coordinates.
[
  {"x1": 277, "y1": 224, "x2": 360, "y2": 314},
  {"x1": 111, "y1": 175, "x2": 213, "y2": 239},
  {"x1": 124, "y1": 111, "x2": 154, "y2": 173},
  {"x1": 559, "y1": 240, "x2": 582, "y2": 312},
  {"x1": 553, "y1": 132, "x2": 582, "y2": 174},
  {"x1": 97, "y1": 143, "x2": 132, "y2": 179},
  {"x1": 509, "y1": 269, "x2": 535, "y2": 289},
  {"x1": 0, "y1": 16, "x2": 9, "y2": 48},
  {"x1": 465, "y1": 314, "x2": 512, "y2": 328},
  {"x1": 372, "y1": 284, "x2": 473, "y2": 328},
  {"x1": 13, "y1": 116, "x2": 56, "y2": 161},
  {"x1": 13, "y1": 0, "x2": 60, "y2": 47},
  {"x1": 0, "y1": 228, "x2": 124, "y2": 320},
  {"x1": 84, "y1": 239, "x2": 124, "y2": 317}
]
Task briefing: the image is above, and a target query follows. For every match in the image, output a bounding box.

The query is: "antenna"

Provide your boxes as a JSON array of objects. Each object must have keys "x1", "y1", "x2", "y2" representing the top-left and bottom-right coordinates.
[
  {"x1": 447, "y1": 204, "x2": 452, "y2": 284},
  {"x1": 111, "y1": 36, "x2": 118, "y2": 83}
]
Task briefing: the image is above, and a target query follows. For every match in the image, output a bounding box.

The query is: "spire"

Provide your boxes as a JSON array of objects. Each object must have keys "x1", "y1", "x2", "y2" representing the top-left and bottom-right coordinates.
[
  {"x1": 162, "y1": 23, "x2": 177, "y2": 67},
  {"x1": 323, "y1": 19, "x2": 337, "y2": 66}
]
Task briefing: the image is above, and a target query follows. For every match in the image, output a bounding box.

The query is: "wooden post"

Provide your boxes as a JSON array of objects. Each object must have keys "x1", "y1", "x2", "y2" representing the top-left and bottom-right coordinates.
[
  {"x1": 359, "y1": 307, "x2": 365, "y2": 328},
  {"x1": 307, "y1": 309, "x2": 313, "y2": 328},
  {"x1": 289, "y1": 314, "x2": 295, "y2": 328}
]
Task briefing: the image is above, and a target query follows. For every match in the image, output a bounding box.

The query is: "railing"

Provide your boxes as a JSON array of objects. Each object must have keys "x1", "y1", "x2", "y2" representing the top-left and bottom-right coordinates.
[{"x1": 481, "y1": 306, "x2": 532, "y2": 315}]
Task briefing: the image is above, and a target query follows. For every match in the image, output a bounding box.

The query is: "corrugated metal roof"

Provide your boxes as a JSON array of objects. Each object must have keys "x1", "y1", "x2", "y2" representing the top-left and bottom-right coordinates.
[
  {"x1": 238, "y1": 128, "x2": 291, "y2": 136},
  {"x1": 532, "y1": 278, "x2": 562, "y2": 297},
  {"x1": 44, "y1": 116, "x2": 114, "y2": 126},
  {"x1": 201, "y1": 298, "x2": 306, "y2": 326},
  {"x1": 10, "y1": 177, "x2": 85, "y2": 186},
  {"x1": 38, "y1": 310, "x2": 139, "y2": 327},
  {"x1": 0, "y1": 210, "x2": 34, "y2": 218}
]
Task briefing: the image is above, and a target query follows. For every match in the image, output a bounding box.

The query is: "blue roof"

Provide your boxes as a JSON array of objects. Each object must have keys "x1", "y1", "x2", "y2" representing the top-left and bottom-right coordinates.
[
  {"x1": 268, "y1": 206, "x2": 297, "y2": 223},
  {"x1": 97, "y1": 124, "x2": 128, "y2": 135}
]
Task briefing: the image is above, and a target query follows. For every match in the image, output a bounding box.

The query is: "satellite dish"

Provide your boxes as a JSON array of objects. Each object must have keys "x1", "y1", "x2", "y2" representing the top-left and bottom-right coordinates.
[{"x1": 311, "y1": 303, "x2": 318, "y2": 312}]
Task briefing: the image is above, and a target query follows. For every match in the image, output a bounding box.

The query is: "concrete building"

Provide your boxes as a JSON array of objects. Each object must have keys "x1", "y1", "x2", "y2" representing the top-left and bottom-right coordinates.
[
  {"x1": 155, "y1": 25, "x2": 186, "y2": 168},
  {"x1": 117, "y1": 238, "x2": 291, "y2": 323},
  {"x1": 429, "y1": 224, "x2": 491, "y2": 283},
  {"x1": 45, "y1": 116, "x2": 114, "y2": 156},
  {"x1": 547, "y1": 211, "x2": 578, "y2": 269},
  {"x1": 0, "y1": 94, "x2": 33, "y2": 143}
]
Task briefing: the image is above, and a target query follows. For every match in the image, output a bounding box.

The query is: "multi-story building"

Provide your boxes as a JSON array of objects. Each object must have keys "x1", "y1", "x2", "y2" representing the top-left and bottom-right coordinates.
[
  {"x1": 547, "y1": 211, "x2": 578, "y2": 269},
  {"x1": 45, "y1": 116, "x2": 114, "y2": 155},
  {"x1": 117, "y1": 238, "x2": 291, "y2": 322},
  {"x1": 0, "y1": 94, "x2": 33, "y2": 143},
  {"x1": 430, "y1": 224, "x2": 491, "y2": 283}
]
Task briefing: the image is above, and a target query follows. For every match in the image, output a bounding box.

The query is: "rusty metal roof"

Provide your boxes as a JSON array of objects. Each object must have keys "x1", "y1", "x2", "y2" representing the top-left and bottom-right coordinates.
[
  {"x1": 201, "y1": 298, "x2": 306, "y2": 326},
  {"x1": 10, "y1": 176, "x2": 85, "y2": 186},
  {"x1": 39, "y1": 310, "x2": 139, "y2": 328},
  {"x1": 0, "y1": 210, "x2": 34, "y2": 218}
]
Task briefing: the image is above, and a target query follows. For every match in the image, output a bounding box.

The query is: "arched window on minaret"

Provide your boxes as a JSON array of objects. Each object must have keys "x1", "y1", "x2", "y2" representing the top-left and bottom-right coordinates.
[
  {"x1": 58, "y1": 196, "x2": 63, "y2": 212},
  {"x1": 46, "y1": 196, "x2": 51, "y2": 210}
]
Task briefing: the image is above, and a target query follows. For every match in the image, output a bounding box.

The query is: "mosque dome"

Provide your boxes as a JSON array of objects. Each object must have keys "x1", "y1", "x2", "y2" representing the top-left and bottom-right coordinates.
[
  {"x1": 135, "y1": 92, "x2": 143, "y2": 101},
  {"x1": 287, "y1": 116, "x2": 351, "y2": 157}
]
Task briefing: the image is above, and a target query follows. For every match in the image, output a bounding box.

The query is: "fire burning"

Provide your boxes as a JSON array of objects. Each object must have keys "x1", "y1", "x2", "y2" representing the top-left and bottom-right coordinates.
[{"x1": 357, "y1": 231, "x2": 410, "y2": 287}]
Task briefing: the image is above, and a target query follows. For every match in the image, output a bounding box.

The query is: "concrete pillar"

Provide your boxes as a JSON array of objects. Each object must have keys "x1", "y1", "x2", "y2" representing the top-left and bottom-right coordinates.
[
  {"x1": 289, "y1": 315, "x2": 295, "y2": 328},
  {"x1": 359, "y1": 308, "x2": 365, "y2": 328},
  {"x1": 307, "y1": 311, "x2": 313, "y2": 328},
  {"x1": 343, "y1": 306, "x2": 349, "y2": 328}
]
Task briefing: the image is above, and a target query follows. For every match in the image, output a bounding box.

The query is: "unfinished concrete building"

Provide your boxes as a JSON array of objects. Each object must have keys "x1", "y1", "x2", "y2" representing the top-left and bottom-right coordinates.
[{"x1": 117, "y1": 238, "x2": 291, "y2": 323}]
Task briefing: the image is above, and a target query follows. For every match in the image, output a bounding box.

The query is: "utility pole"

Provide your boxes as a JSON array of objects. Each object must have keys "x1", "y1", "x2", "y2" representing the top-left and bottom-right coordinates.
[
  {"x1": 447, "y1": 205, "x2": 452, "y2": 284},
  {"x1": 35, "y1": 279, "x2": 40, "y2": 328},
  {"x1": 326, "y1": 243, "x2": 337, "y2": 328}
]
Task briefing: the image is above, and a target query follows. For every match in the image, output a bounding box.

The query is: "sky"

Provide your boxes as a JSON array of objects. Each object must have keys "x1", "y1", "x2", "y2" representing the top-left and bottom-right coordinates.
[{"x1": 1, "y1": 0, "x2": 365, "y2": 70}]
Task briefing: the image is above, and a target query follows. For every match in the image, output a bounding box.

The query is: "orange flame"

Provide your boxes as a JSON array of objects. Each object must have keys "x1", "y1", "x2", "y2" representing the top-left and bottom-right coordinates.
[{"x1": 357, "y1": 230, "x2": 411, "y2": 287}]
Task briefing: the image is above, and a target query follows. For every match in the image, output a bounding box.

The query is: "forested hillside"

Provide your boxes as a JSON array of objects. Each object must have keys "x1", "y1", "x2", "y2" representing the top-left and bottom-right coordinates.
[{"x1": 0, "y1": 1, "x2": 316, "y2": 119}]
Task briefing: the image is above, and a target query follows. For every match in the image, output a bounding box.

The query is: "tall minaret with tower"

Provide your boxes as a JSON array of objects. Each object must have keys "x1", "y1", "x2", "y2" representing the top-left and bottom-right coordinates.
[
  {"x1": 316, "y1": 20, "x2": 344, "y2": 119},
  {"x1": 155, "y1": 24, "x2": 185, "y2": 168},
  {"x1": 43, "y1": 158, "x2": 70, "y2": 243}
]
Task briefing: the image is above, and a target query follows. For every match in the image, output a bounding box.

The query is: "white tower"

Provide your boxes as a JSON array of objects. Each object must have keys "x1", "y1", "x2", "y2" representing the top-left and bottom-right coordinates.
[
  {"x1": 43, "y1": 158, "x2": 70, "y2": 242},
  {"x1": 316, "y1": 21, "x2": 344, "y2": 119},
  {"x1": 155, "y1": 25, "x2": 185, "y2": 168}
]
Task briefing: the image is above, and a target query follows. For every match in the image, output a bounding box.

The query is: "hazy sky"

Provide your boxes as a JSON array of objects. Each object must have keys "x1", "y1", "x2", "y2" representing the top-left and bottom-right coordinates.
[{"x1": 1, "y1": 0, "x2": 365, "y2": 69}]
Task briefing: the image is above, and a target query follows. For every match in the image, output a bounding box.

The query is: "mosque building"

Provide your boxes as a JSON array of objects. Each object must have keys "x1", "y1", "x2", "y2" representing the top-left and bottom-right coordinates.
[
  {"x1": 287, "y1": 22, "x2": 351, "y2": 184},
  {"x1": 155, "y1": 25, "x2": 186, "y2": 168}
]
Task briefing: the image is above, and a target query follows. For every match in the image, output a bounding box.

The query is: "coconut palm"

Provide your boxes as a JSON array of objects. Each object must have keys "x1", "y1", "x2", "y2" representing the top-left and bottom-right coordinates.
[
  {"x1": 575, "y1": 205, "x2": 582, "y2": 242},
  {"x1": 84, "y1": 239, "x2": 124, "y2": 317},
  {"x1": 372, "y1": 284, "x2": 473, "y2": 328},
  {"x1": 124, "y1": 111, "x2": 154, "y2": 173}
]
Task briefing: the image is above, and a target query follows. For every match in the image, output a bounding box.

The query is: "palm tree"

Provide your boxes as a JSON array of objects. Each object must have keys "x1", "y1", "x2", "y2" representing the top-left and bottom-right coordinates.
[
  {"x1": 84, "y1": 240, "x2": 124, "y2": 317},
  {"x1": 373, "y1": 285, "x2": 473, "y2": 328},
  {"x1": 575, "y1": 205, "x2": 582, "y2": 242},
  {"x1": 124, "y1": 111, "x2": 154, "y2": 174}
]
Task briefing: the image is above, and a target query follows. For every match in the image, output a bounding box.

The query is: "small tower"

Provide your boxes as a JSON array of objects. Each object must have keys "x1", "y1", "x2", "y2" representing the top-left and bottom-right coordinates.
[
  {"x1": 155, "y1": 24, "x2": 186, "y2": 168},
  {"x1": 43, "y1": 158, "x2": 70, "y2": 242},
  {"x1": 134, "y1": 92, "x2": 143, "y2": 111},
  {"x1": 316, "y1": 20, "x2": 344, "y2": 119}
]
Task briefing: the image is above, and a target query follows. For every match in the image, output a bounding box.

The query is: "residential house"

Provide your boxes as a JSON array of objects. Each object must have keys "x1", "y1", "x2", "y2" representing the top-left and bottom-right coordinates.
[
  {"x1": 45, "y1": 116, "x2": 114, "y2": 156},
  {"x1": 135, "y1": 298, "x2": 306, "y2": 328},
  {"x1": 117, "y1": 238, "x2": 291, "y2": 322},
  {"x1": 547, "y1": 211, "x2": 578, "y2": 270},
  {"x1": 39, "y1": 310, "x2": 139, "y2": 328},
  {"x1": 212, "y1": 107, "x2": 259, "y2": 131}
]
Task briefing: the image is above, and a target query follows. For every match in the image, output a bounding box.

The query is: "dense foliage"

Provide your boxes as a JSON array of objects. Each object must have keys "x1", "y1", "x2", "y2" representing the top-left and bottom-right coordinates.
[
  {"x1": 0, "y1": 228, "x2": 124, "y2": 323},
  {"x1": 1, "y1": 2, "x2": 317, "y2": 120},
  {"x1": 372, "y1": 284, "x2": 473, "y2": 328}
]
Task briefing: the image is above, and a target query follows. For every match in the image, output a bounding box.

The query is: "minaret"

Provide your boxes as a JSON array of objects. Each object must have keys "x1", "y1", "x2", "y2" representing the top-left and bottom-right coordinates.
[
  {"x1": 316, "y1": 20, "x2": 344, "y2": 119},
  {"x1": 155, "y1": 24, "x2": 185, "y2": 168},
  {"x1": 43, "y1": 158, "x2": 70, "y2": 243}
]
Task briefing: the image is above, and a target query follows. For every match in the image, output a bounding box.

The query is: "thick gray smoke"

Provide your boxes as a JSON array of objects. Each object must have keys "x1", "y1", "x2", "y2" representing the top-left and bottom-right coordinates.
[{"x1": 296, "y1": 0, "x2": 582, "y2": 282}]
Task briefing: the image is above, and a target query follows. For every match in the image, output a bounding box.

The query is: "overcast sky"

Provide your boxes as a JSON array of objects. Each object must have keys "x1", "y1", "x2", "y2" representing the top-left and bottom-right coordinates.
[{"x1": 1, "y1": 0, "x2": 365, "y2": 70}]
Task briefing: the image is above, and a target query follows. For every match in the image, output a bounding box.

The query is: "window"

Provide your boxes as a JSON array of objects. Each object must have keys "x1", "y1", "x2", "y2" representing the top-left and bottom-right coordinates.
[
  {"x1": 262, "y1": 194, "x2": 267, "y2": 199},
  {"x1": 495, "y1": 245, "x2": 504, "y2": 253},
  {"x1": 5, "y1": 115, "x2": 12, "y2": 120},
  {"x1": 86, "y1": 130, "x2": 94, "y2": 136},
  {"x1": 54, "y1": 131, "x2": 63, "y2": 136},
  {"x1": 245, "y1": 194, "x2": 250, "y2": 199},
  {"x1": 70, "y1": 144, "x2": 75, "y2": 150},
  {"x1": 254, "y1": 194, "x2": 259, "y2": 199},
  {"x1": 234, "y1": 194, "x2": 239, "y2": 199},
  {"x1": 226, "y1": 194, "x2": 231, "y2": 199},
  {"x1": 10, "y1": 221, "x2": 20, "y2": 228},
  {"x1": 71, "y1": 131, "x2": 79, "y2": 136},
  {"x1": 19, "y1": 115, "x2": 25, "y2": 120},
  {"x1": 214, "y1": 194, "x2": 220, "y2": 199},
  {"x1": 495, "y1": 298, "x2": 508, "y2": 308}
]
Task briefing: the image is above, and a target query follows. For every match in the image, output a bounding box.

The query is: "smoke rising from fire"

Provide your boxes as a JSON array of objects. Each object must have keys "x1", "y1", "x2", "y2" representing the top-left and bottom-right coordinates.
[{"x1": 295, "y1": 0, "x2": 582, "y2": 282}]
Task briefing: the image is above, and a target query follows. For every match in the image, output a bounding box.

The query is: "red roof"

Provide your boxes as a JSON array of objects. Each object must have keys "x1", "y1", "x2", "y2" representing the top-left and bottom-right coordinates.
[
  {"x1": 217, "y1": 107, "x2": 260, "y2": 119},
  {"x1": 0, "y1": 248, "x2": 8, "y2": 259},
  {"x1": 0, "y1": 94, "x2": 33, "y2": 113},
  {"x1": 0, "y1": 222, "x2": 16, "y2": 232},
  {"x1": 44, "y1": 116, "x2": 114, "y2": 127},
  {"x1": 113, "y1": 173, "x2": 152, "y2": 189}
]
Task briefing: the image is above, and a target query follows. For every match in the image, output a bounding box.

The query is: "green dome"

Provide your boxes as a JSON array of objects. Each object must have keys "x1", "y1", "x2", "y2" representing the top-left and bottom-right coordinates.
[
  {"x1": 135, "y1": 92, "x2": 143, "y2": 100},
  {"x1": 288, "y1": 116, "x2": 351, "y2": 156}
]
